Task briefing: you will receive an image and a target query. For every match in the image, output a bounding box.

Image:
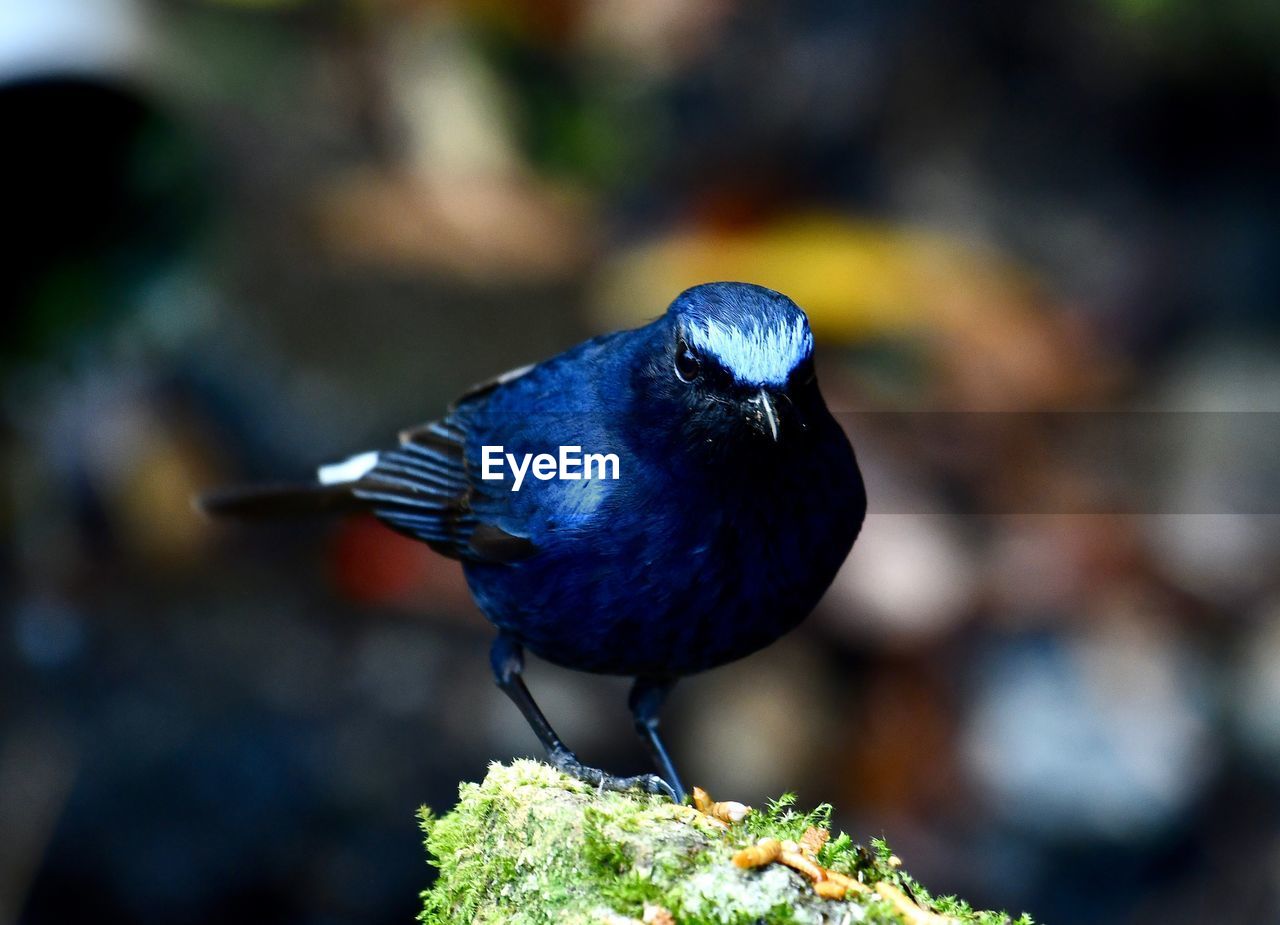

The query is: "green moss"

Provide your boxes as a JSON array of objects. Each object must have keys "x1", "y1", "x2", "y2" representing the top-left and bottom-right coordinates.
[{"x1": 419, "y1": 761, "x2": 1032, "y2": 925}]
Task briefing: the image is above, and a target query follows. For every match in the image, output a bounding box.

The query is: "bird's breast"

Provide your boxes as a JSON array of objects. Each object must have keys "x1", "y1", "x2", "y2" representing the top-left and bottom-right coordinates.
[{"x1": 467, "y1": 429, "x2": 863, "y2": 677}]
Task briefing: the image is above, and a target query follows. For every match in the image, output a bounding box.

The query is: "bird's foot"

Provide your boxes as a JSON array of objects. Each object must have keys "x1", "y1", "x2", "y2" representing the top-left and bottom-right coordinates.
[{"x1": 547, "y1": 748, "x2": 677, "y2": 802}]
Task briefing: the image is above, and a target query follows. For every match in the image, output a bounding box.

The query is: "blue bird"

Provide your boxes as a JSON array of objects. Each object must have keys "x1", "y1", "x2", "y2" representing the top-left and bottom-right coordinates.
[{"x1": 201, "y1": 282, "x2": 866, "y2": 801}]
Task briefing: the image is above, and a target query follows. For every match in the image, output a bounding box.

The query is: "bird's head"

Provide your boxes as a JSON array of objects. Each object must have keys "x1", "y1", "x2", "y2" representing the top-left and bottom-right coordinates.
[{"x1": 639, "y1": 282, "x2": 822, "y2": 452}]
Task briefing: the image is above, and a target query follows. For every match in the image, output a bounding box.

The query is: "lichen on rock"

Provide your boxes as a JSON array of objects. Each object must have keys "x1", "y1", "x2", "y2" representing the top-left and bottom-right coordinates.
[{"x1": 418, "y1": 760, "x2": 1032, "y2": 925}]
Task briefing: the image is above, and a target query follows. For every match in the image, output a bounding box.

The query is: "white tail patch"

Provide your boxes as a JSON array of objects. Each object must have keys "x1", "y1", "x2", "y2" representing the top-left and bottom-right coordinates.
[{"x1": 318, "y1": 451, "x2": 379, "y2": 485}]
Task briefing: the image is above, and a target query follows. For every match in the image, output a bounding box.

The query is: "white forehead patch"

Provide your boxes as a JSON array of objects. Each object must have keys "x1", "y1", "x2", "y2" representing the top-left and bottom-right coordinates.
[{"x1": 685, "y1": 316, "x2": 813, "y2": 386}]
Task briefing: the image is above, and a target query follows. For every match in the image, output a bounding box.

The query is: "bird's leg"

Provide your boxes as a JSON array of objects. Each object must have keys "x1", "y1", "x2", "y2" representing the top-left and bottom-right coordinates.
[
  {"x1": 628, "y1": 677, "x2": 686, "y2": 803},
  {"x1": 489, "y1": 634, "x2": 676, "y2": 801}
]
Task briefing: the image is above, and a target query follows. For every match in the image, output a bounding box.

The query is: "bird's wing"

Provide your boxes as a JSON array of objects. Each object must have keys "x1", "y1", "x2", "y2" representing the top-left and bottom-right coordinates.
[
  {"x1": 352, "y1": 364, "x2": 538, "y2": 563},
  {"x1": 451, "y1": 363, "x2": 537, "y2": 411}
]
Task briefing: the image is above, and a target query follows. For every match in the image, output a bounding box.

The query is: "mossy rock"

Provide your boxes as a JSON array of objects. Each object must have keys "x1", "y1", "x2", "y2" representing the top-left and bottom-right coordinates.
[{"x1": 418, "y1": 761, "x2": 1033, "y2": 925}]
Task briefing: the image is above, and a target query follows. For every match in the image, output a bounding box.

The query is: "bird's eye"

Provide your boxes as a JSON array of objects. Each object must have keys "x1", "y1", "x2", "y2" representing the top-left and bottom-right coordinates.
[{"x1": 675, "y1": 338, "x2": 702, "y2": 383}]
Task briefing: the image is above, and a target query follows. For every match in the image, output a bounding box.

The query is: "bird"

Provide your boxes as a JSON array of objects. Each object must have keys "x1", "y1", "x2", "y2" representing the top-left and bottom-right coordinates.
[{"x1": 200, "y1": 282, "x2": 866, "y2": 801}]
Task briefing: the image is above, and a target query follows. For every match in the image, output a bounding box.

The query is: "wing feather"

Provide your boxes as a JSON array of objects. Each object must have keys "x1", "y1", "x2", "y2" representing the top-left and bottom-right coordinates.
[{"x1": 352, "y1": 363, "x2": 538, "y2": 562}]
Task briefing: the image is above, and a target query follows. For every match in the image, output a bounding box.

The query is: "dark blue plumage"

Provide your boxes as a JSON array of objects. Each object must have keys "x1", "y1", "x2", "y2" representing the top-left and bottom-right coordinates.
[{"x1": 202, "y1": 282, "x2": 865, "y2": 800}]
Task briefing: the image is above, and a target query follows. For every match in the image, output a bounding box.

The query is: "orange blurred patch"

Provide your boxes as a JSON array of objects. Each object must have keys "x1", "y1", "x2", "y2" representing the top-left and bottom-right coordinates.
[{"x1": 329, "y1": 515, "x2": 475, "y2": 616}]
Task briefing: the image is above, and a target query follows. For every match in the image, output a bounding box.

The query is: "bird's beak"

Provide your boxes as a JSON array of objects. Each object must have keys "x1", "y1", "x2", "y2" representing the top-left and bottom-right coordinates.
[{"x1": 748, "y1": 389, "x2": 780, "y2": 442}]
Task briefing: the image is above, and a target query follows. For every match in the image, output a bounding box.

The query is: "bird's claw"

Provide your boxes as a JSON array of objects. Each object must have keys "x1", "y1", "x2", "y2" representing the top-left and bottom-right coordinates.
[{"x1": 547, "y1": 750, "x2": 678, "y2": 802}]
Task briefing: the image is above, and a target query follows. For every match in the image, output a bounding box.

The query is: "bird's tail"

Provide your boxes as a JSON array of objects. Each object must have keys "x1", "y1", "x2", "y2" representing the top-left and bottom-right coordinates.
[
  {"x1": 195, "y1": 482, "x2": 365, "y2": 519},
  {"x1": 197, "y1": 450, "x2": 384, "y2": 520}
]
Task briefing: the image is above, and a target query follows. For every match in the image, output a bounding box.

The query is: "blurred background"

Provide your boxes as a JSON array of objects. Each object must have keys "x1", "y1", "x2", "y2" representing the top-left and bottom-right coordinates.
[{"x1": 3, "y1": 1, "x2": 1279, "y2": 923}]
